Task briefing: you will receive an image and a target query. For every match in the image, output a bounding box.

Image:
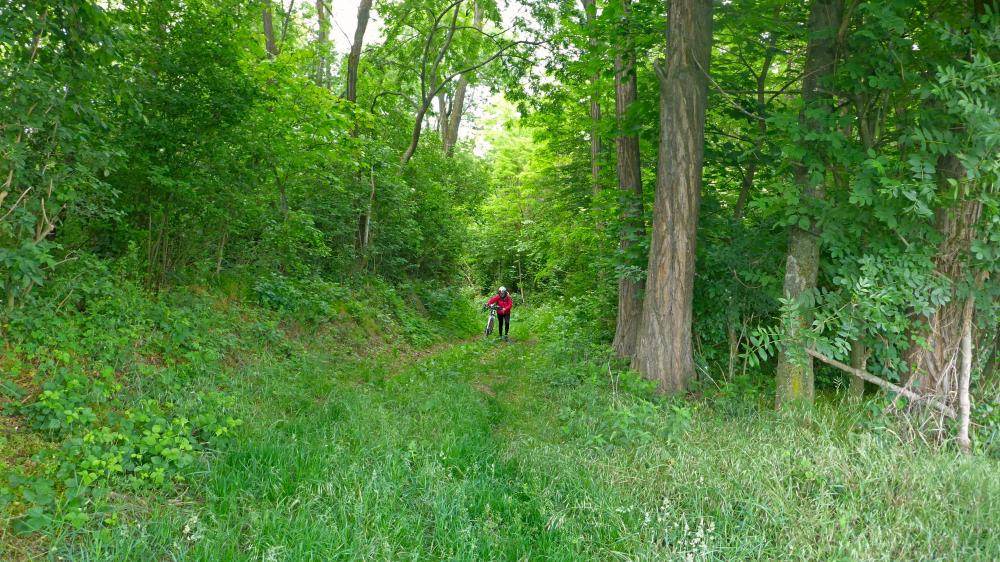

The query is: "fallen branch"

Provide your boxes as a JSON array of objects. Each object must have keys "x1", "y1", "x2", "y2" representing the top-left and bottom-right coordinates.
[{"x1": 806, "y1": 347, "x2": 956, "y2": 418}]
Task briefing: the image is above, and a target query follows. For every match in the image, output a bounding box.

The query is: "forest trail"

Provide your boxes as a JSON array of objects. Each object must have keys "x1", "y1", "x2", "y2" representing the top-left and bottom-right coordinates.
[{"x1": 31, "y1": 315, "x2": 1000, "y2": 561}]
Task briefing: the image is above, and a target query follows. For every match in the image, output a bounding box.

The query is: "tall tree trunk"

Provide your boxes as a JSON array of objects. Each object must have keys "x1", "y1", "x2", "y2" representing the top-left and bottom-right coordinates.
[
  {"x1": 316, "y1": 0, "x2": 329, "y2": 87},
  {"x1": 263, "y1": 0, "x2": 278, "y2": 59},
  {"x1": 901, "y1": 0, "x2": 990, "y2": 399},
  {"x1": 774, "y1": 0, "x2": 842, "y2": 408},
  {"x1": 631, "y1": 0, "x2": 713, "y2": 392},
  {"x1": 581, "y1": 0, "x2": 602, "y2": 195},
  {"x1": 443, "y1": 2, "x2": 483, "y2": 156},
  {"x1": 347, "y1": 0, "x2": 374, "y2": 104},
  {"x1": 349, "y1": 0, "x2": 375, "y2": 249},
  {"x1": 611, "y1": 0, "x2": 644, "y2": 359}
]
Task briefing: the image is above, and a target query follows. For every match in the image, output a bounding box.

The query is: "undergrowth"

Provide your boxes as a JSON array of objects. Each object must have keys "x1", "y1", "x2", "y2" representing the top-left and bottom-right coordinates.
[
  {"x1": 2, "y1": 278, "x2": 997, "y2": 560},
  {"x1": 0, "y1": 257, "x2": 478, "y2": 559}
]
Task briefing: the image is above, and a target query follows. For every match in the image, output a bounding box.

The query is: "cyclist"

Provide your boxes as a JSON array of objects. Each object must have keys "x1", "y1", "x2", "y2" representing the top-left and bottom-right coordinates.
[{"x1": 485, "y1": 286, "x2": 513, "y2": 341}]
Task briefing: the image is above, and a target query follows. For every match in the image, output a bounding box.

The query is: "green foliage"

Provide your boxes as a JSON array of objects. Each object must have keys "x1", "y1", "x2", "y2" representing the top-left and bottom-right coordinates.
[
  {"x1": 10, "y1": 303, "x2": 992, "y2": 560},
  {"x1": 3, "y1": 0, "x2": 999, "y2": 556}
]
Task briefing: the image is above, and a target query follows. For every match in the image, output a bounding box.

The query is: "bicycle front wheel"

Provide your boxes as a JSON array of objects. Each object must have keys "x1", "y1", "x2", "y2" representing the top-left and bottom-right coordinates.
[{"x1": 485, "y1": 315, "x2": 494, "y2": 337}]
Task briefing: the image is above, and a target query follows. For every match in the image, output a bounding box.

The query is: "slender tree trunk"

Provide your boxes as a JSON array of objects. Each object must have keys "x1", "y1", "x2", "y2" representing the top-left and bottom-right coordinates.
[
  {"x1": 346, "y1": 0, "x2": 373, "y2": 103},
  {"x1": 349, "y1": 0, "x2": 375, "y2": 250},
  {"x1": 438, "y1": 92, "x2": 450, "y2": 138},
  {"x1": 402, "y1": 3, "x2": 462, "y2": 165},
  {"x1": 848, "y1": 340, "x2": 867, "y2": 400},
  {"x1": 958, "y1": 294, "x2": 975, "y2": 454},
  {"x1": 214, "y1": 228, "x2": 228, "y2": 276},
  {"x1": 362, "y1": 165, "x2": 375, "y2": 248},
  {"x1": 443, "y1": 2, "x2": 483, "y2": 156},
  {"x1": 581, "y1": 0, "x2": 602, "y2": 195},
  {"x1": 263, "y1": 0, "x2": 278, "y2": 58},
  {"x1": 444, "y1": 76, "x2": 468, "y2": 154},
  {"x1": 632, "y1": 0, "x2": 713, "y2": 392},
  {"x1": 316, "y1": 0, "x2": 329, "y2": 87},
  {"x1": 402, "y1": 101, "x2": 431, "y2": 165},
  {"x1": 733, "y1": 28, "x2": 777, "y2": 221},
  {"x1": 727, "y1": 24, "x2": 778, "y2": 363},
  {"x1": 774, "y1": 0, "x2": 843, "y2": 408},
  {"x1": 611, "y1": 0, "x2": 644, "y2": 359}
]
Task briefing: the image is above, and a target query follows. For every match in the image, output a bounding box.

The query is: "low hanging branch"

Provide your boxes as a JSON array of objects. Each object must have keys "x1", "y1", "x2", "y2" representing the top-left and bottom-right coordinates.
[{"x1": 805, "y1": 348, "x2": 957, "y2": 418}]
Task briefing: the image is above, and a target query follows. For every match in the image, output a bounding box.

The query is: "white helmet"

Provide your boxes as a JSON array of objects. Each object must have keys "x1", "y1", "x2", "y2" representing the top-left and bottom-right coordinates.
[{"x1": 498, "y1": 286, "x2": 507, "y2": 295}]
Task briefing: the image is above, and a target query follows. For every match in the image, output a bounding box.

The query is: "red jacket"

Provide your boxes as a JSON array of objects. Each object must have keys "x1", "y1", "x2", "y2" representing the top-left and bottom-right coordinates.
[{"x1": 487, "y1": 293, "x2": 513, "y2": 315}]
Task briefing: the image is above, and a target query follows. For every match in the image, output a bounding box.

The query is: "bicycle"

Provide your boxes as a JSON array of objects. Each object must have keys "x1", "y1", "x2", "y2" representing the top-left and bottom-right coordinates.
[{"x1": 483, "y1": 303, "x2": 499, "y2": 337}]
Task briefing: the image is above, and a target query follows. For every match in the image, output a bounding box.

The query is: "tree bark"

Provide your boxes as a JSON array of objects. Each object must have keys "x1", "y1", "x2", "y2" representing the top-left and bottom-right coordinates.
[
  {"x1": 581, "y1": 0, "x2": 602, "y2": 195},
  {"x1": 611, "y1": 0, "x2": 644, "y2": 359},
  {"x1": 958, "y1": 294, "x2": 975, "y2": 454},
  {"x1": 263, "y1": 0, "x2": 279, "y2": 59},
  {"x1": 631, "y1": 0, "x2": 713, "y2": 392},
  {"x1": 848, "y1": 339, "x2": 867, "y2": 400},
  {"x1": 442, "y1": 78, "x2": 465, "y2": 154},
  {"x1": 774, "y1": 0, "x2": 843, "y2": 408},
  {"x1": 902, "y1": 156, "x2": 983, "y2": 396},
  {"x1": 347, "y1": 0, "x2": 374, "y2": 104}
]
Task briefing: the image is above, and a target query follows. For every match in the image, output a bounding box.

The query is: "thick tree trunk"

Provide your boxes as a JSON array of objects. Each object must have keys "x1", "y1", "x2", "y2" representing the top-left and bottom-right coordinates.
[
  {"x1": 347, "y1": 0, "x2": 373, "y2": 104},
  {"x1": 902, "y1": 203, "x2": 984, "y2": 396},
  {"x1": 774, "y1": 0, "x2": 842, "y2": 408},
  {"x1": 581, "y1": 0, "x2": 602, "y2": 195},
  {"x1": 631, "y1": 0, "x2": 713, "y2": 392},
  {"x1": 611, "y1": 0, "x2": 644, "y2": 359},
  {"x1": 902, "y1": 156, "x2": 983, "y2": 397},
  {"x1": 263, "y1": 0, "x2": 278, "y2": 59}
]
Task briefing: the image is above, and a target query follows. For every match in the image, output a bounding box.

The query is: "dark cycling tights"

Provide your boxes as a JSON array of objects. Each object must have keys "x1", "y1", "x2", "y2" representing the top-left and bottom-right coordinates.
[{"x1": 497, "y1": 314, "x2": 510, "y2": 336}]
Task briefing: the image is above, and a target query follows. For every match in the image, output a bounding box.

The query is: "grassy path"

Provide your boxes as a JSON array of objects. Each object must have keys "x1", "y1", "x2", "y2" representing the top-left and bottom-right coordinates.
[
  {"x1": 59, "y1": 324, "x2": 581, "y2": 560},
  {"x1": 48, "y1": 318, "x2": 1000, "y2": 561}
]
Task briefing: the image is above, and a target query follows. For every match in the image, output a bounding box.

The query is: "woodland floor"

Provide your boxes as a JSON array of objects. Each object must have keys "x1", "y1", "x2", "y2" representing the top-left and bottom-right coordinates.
[{"x1": 6, "y1": 313, "x2": 1000, "y2": 561}]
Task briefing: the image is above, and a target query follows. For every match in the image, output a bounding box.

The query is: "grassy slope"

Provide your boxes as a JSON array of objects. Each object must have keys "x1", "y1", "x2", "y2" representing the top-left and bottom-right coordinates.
[{"x1": 24, "y1": 305, "x2": 996, "y2": 561}]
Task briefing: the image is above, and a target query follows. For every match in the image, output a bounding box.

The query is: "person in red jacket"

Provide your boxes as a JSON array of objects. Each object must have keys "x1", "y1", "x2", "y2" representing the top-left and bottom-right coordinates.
[{"x1": 486, "y1": 286, "x2": 513, "y2": 341}]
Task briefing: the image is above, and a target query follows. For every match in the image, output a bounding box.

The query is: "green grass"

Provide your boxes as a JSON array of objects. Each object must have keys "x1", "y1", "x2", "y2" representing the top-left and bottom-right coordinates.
[{"x1": 8, "y1": 307, "x2": 1000, "y2": 560}]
